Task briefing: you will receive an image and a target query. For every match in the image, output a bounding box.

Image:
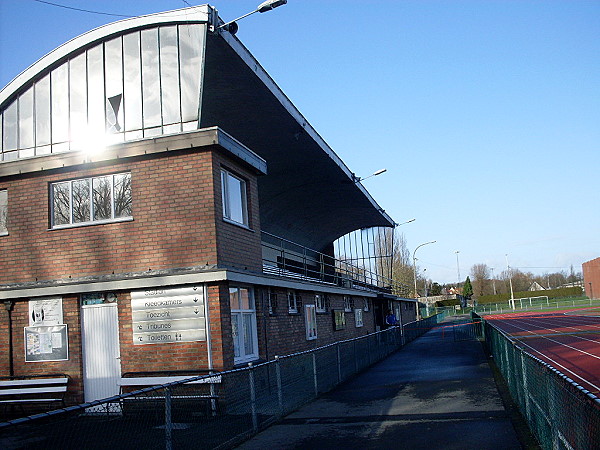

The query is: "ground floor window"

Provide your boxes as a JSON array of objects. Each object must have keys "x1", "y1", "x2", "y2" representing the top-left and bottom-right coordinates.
[
  {"x1": 230, "y1": 286, "x2": 258, "y2": 364},
  {"x1": 305, "y1": 304, "x2": 317, "y2": 340}
]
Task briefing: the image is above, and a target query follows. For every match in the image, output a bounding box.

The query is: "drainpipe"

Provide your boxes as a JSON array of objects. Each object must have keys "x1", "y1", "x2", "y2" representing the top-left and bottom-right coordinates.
[{"x1": 4, "y1": 300, "x2": 14, "y2": 377}]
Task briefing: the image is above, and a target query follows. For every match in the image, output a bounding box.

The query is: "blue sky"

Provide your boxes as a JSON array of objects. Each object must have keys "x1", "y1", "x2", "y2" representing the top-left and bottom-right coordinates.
[{"x1": 1, "y1": 0, "x2": 598, "y2": 284}]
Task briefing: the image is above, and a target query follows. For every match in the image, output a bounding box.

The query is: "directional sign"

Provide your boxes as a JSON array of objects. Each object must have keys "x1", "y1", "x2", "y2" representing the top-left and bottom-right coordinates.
[
  {"x1": 131, "y1": 285, "x2": 206, "y2": 345},
  {"x1": 133, "y1": 329, "x2": 206, "y2": 345},
  {"x1": 132, "y1": 306, "x2": 204, "y2": 322}
]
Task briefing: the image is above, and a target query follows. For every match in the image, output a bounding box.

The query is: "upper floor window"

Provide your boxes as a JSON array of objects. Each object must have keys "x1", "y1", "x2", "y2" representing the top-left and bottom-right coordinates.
[
  {"x1": 51, "y1": 172, "x2": 132, "y2": 228},
  {"x1": 221, "y1": 169, "x2": 248, "y2": 226},
  {"x1": 0, "y1": 189, "x2": 7, "y2": 235}
]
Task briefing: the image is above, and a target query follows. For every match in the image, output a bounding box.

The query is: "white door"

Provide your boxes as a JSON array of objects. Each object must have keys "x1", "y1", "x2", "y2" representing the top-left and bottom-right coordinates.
[{"x1": 81, "y1": 303, "x2": 121, "y2": 406}]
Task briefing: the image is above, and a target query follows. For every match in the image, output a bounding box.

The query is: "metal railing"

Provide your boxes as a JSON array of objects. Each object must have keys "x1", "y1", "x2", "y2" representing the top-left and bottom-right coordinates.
[
  {"x1": 474, "y1": 313, "x2": 600, "y2": 450},
  {"x1": 261, "y1": 231, "x2": 411, "y2": 297},
  {"x1": 472, "y1": 297, "x2": 600, "y2": 314},
  {"x1": 0, "y1": 315, "x2": 445, "y2": 450}
]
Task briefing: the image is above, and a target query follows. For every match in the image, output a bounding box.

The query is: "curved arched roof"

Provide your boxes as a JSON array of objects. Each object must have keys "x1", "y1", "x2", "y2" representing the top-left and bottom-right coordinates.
[{"x1": 0, "y1": 5, "x2": 395, "y2": 252}]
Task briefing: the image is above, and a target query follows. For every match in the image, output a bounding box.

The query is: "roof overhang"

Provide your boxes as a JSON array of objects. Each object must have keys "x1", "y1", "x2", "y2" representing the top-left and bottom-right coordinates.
[{"x1": 201, "y1": 24, "x2": 395, "y2": 251}]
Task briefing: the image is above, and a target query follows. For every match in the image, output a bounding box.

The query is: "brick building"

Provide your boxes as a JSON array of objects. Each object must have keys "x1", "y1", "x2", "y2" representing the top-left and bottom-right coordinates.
[
  {"x1": 583, "y1": 257, "x2": 600, "y2": 300},
  {"x1": 0, "y1": 5, "x2": 415, "y2": 406}
]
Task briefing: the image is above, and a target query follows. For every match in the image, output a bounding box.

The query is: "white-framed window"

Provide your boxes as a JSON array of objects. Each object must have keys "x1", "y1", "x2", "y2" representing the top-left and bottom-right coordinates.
[
  {"x1": 267, "y1": 288, "x2": 277, "y2": 315},
  {"x1": 50, "y1": 172, "x2": 132, "y2": 228},
  {"x1": 315, "y1": 293, "x2": 326, "y2": 313},
  {"x1": 0, "y1": 189, "x2": 7, "y2": 235},
  {"x1": 230, "y1": 286, "x2": 258, "y2": 364},
  {"x1": 305, "y1": 304, "x2": 317, "y2": 340},
  {"x1": 221, "y1": 168, "x2": 248, "y2": 226},
  {"x1": 287, "y1": 290, "x2": 301, "y2": 314},
  {"x1": 355, "y1": 308, "x2": 364, "y2": 327},
  {"x1": 343, "y1": 295, "x2": 353, "y2": 312}
]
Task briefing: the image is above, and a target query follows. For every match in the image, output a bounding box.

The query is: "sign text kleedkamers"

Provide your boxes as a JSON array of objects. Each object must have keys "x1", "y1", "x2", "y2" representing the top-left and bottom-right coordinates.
[{"x1": 130, "y1": 286, "x2": 206, "y2": 345}]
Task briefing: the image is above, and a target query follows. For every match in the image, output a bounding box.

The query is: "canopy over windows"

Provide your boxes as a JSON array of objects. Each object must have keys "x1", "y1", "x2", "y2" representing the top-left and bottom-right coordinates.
[{"x1": 0, "y1": 5, "x2": 394, "y2": 252}]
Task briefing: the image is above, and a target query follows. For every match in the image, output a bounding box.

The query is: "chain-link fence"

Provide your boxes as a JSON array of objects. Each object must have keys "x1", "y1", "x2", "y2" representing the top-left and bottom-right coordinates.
[
  {"x1": 473, "y1": 297, "x2": 600, "y2": 315},
  {"x1": 0, "y1": 314, "x2": 444, "y2": 450},
  {"x1": 476, "y1": 314, "x2": 600, "y2": 450}
]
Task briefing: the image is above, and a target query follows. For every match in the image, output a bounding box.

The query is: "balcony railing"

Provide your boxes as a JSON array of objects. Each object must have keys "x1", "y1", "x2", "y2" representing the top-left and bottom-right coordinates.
[{"x1": 261, "y1": 231, "x2": 410, "y2": 296}]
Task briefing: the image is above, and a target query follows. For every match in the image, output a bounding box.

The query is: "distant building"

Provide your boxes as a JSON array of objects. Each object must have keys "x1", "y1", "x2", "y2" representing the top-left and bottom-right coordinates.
[
  {"x1": 583, "y1": 257, "x2": 600, "y2": 300},
  {"x1": 0, "y1": 6, "x2": 415, "y2": 407},
  {"x1": 529, "y1": 282, "x2": 546, "y2": 291}
]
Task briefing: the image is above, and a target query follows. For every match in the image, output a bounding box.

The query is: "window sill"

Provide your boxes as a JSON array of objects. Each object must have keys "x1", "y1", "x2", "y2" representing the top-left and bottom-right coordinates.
[
  {"x1": 49, "y1": 216, "x2": 133, "y2": 231},
  {"x1": 0, "y1": 232, "x2": 8, "y2": 237},
  {"x1": 223, "y1": 217, "x2": 253, "y2": 232}
]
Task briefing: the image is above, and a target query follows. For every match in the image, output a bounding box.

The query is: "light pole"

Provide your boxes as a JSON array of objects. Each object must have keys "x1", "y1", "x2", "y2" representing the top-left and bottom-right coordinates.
[
  {"x1": 505, "y1": 254, "x2": 515, "y2": 309},
  {"x1": 353, "y1": 168, "x2": 387, "y2": 183},
  {"x1": 413, "y1": 241, "x2": 436, "y2": 319},
  {"x1": 395, "y1": 218, "x2": 416, "y2": 227},
  {"x1": 490, "y1": 267, "x2": 497, "y2": 295},
  {"x1": 218, "y1": 0, "x2": 287, "y2": 33},
  {"x1": 455, "y1": 250, "x2": 461, "y2": 285}
]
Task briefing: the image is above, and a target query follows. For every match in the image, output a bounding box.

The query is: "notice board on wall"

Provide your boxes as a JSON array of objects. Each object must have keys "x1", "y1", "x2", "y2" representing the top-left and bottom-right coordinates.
[{"x1": 25, "y1": 324, "x2": 69, "y2": 362}]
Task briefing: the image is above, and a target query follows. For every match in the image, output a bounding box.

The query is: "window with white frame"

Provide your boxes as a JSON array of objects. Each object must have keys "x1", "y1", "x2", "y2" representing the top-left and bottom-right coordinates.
[
  {"x1": 315, "y1": 293, "x2": 326, "y2": 313},
  {"x1": 355, "y1": 308, "x2": 364, "y2": 327},
  {"x1": 287, "y1": 290, "x2": 302, "y2": 314},
  {"x1": 0, "y1": 190, "x2": 7, "y2": 235},
  {"x1": 305, "y1": 304, "x2": 317, "y2": 340},
  {"x1": 343, "y1": 295, "x2": 353, "y2": 312},
  {"x1": 267, "y1": 289, "x2": 277, "y2": 315},
  {"x1": 221, "y1": 169, "x2": 248, "y2": 226},
  {"x1": 50, "y1": 172, "x2": 132, "y2": 228},
  {"x1": 230, "y1": 286, "x2": 258, "y2": 364}
]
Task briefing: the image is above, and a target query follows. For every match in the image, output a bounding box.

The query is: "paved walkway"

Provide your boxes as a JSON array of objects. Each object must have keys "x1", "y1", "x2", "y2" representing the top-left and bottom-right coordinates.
[{"x1": 237, "y1": 316, "x2": 525, "y2": 449}]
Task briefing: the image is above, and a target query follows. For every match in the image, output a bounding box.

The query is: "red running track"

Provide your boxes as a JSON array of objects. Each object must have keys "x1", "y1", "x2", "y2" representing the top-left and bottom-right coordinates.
[{"x1": 486, "y1": 308, "x2": 600, "y2": 395}]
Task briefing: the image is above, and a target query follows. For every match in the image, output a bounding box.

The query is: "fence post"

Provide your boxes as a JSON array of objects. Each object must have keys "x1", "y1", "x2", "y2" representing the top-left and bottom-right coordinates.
[
  {"x1": 275, "y1": 356, "x2": 283, "y2": 416},
  {"x1": 312, "y1": 352, "x2": 318, "y2": 396},
  {"x1": 248, "y1": 362, "x2": 258, "y2": 432},
  {"x1": 165, "y1": 386, "x2": 172, "y2": 450}
]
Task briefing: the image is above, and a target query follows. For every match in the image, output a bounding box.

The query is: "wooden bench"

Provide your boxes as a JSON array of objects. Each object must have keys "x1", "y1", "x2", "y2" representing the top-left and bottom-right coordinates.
[
  {"x1": 0, "y1": 375, "x2": 69, "y2": 417},
  {"x1": 118, "y1": 371, "x2": 221, "y2": 418}
]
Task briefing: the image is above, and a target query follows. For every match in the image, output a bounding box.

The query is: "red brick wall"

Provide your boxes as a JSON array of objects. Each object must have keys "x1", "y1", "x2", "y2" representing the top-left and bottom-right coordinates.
[
  {"x1": 0, "y1": 297, "x2": 83, "y2": 404},
  {"x1": 255, "y1": 287, "x2": 376, "y2": 360},
  {"x1": 0, "y1": 149, "x2": 221, "y2": 284},
  {"x1": 213, "y1": 154, "x2": 263, "y2": 272},
  {"x1": 583, "y1": 257, "x2": 600, "y2": 299}
]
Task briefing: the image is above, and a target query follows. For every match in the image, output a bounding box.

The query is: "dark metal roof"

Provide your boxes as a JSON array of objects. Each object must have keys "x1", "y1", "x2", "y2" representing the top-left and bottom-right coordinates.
[{"x1": 201, "y1": 31, "x2": 394, "y2": 251}]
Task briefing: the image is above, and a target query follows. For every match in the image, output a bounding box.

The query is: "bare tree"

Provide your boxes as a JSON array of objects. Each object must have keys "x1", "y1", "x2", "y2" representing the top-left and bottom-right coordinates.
[{"x1": 470, "y1": 263, "x2": 491, "y2": 296}]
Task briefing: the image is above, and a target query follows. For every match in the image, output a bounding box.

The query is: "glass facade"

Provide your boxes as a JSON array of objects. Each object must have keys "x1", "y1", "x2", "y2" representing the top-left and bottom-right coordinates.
[{"x1": 0, "y1": 24, "x2": 205, "y2": 162}]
